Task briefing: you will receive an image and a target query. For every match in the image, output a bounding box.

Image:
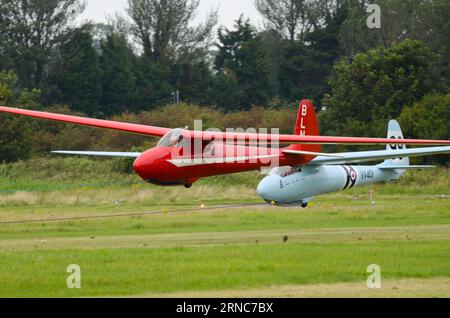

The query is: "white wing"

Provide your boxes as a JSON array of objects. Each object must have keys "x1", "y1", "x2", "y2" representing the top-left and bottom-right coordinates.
[
  {"x1": 52, "y1": 151, "x2": 141, "y2": 158},
  {"x1": 308, "y1": 146, "x2": 450, "y2": 165}
]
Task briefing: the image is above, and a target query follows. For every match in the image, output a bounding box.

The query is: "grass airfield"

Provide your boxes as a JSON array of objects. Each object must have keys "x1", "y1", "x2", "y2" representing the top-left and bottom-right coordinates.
[{"x1": 0, "y1": 158, "x2": 449, "y2": 297}]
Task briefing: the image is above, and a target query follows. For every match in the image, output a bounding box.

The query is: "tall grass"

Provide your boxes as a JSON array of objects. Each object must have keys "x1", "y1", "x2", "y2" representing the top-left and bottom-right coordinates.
[
  {"x1": 1, "y1": 240, "x2": 449, "y2": 297},
  {"x1": 0, "y1": 157, "x2": 139, "y2": 193},
  {"x1": 0, "y1": 157, "x2": 448, "y2": 195}
]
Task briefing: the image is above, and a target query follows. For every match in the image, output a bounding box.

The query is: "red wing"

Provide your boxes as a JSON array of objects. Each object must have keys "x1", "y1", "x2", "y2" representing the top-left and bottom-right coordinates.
[
  {"x1": 0, "y1": 106, "x2": 170, "y2": 137},
  {"x1": 189, "y1": 131, "x2": 450, "y2": 146},
  {"x1": 1, "y1": 106, "x2": 450, "y2": 146}
]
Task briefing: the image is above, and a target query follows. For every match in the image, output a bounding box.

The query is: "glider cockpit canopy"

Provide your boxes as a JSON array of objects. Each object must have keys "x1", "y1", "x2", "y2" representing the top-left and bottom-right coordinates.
[{"x1": 157, "y1": 128, "x2": 186, "y2": 148}]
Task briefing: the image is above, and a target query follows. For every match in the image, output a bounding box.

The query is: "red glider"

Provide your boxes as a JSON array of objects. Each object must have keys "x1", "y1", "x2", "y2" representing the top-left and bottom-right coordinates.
[{"x1": 1, "y1": 100, "x2": 449, "y2": 188}]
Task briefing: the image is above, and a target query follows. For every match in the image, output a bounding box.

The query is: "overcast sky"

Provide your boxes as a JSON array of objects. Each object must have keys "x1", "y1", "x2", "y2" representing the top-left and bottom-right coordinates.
[{"x1": 79, "y1": 0, "x2": 264, "y2": 29}]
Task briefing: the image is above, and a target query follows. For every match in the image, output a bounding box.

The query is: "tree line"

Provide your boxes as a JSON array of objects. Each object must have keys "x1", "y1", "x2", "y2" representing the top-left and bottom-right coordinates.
[{"x1": 0, "y1": 0, "x2": 449, "y2": 164}]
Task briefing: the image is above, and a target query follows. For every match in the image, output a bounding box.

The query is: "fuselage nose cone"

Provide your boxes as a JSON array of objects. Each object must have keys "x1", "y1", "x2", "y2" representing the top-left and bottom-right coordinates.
[
  {"x1": 133, "y1": 154, "x2": 147, "y2": 177},
  {"x1": 257, "y1": 175, "x2": 280, "y2": 201},
  {"x1": 256, "y1": 179, "x2": 268, "y2": 198},
  {"x1": 133, "y1": 147, "x2": 182, "y2": 184},
  {"x1": 133, "y1": 149, "x2": 162, "y2": 179}
]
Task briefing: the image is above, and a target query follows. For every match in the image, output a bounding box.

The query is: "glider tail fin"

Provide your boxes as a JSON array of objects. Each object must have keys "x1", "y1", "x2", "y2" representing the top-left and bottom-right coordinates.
[
  {"x1": 382, "y1": 120, "x2": 410, "y2": 168},
  {"x1": 290, "y1": 100, "x2": 321, "y2": 155}
]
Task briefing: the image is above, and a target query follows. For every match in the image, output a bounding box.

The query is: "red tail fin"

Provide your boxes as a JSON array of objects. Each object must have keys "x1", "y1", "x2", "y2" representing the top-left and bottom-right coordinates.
[{"x1": 291, "y1": 99, "x2": 321, "y2": 153}]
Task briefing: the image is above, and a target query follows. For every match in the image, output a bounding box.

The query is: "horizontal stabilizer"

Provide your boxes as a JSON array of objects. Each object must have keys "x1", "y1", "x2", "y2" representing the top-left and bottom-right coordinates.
[
  {"x1": 378, "y1": 165, "x2": 435, "y2": 170},
  {"x1": 52, "y1": 151, "x2": 141, "y2": 158}
]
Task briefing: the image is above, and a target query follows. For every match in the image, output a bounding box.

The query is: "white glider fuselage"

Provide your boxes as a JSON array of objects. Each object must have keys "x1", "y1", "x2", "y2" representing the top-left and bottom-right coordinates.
[
  {"x1": 257, "y1": 164, "x2": 404, "y2": 206},
  {"x1": 257, "y1": 119, "x2": 449, "y2": 206}
]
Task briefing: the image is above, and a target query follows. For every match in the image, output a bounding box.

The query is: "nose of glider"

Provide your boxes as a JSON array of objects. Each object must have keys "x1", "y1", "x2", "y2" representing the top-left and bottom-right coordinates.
[
  {"x1": 133, "y1": 154, "x2": 146, "y2": 177},
  {"x1": 257, "y1": 175, "x2": 281, "y2": 203},
  {"x1": 133, "y1": 149, "x2": 163, "y2": 181},
  {"x1": 133, "y1": 147, "x2": 184, "y2": 186}
]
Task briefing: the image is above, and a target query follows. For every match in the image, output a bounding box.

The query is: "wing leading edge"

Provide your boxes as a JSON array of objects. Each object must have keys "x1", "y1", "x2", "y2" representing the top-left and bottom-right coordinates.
[{"x1": 0, "y1": 106, "x2": 170, "y2": 137}]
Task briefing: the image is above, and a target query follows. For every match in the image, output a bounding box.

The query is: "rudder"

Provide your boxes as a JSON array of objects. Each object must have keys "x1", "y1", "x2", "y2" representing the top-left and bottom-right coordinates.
[
  {"x1": 290, "y1": 99, "x2": 321, "y2": 153},
  {"x1": 383, "y1": 120, "x2": 409, "y2": 167}
]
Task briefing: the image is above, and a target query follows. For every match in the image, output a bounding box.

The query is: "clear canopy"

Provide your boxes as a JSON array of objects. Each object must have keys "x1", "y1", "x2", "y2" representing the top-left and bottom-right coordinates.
[
  {"x1": 269, "y1": 166, "x2": 301, "y2": 177},
  {"x1": 157, "y1": 129, "x2": 185, "y2": 147}
]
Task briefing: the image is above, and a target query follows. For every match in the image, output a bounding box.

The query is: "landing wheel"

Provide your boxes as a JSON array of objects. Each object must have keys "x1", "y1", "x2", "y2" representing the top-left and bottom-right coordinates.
[
  {"x1": 301, "y1": 202, "x2": 308, "y2": 208},
  {"x1": 184, "y1": 183, "x2": 192, "y2": 189}
]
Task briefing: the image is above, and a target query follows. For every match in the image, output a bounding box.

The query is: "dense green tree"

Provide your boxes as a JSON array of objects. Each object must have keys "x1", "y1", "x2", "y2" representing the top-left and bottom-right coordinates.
[
  {"x1": 215, "y1": 17, "x2": 273, "y2": 110},
  {"x1": 211, "y1": 73, "x2": 245, "y2": 111},
  {"x1": 420, "y1": 0, "x2": 450, "y2": 86},
  {"x1": 171, "y1": 61, "x2": 215, "y2": 106},
  {"x1": 339, "y1": 0, "x2": 446, "y2": 54},
  {"x1": 0, "y1": 71, "x2": 16, "y2": 104},
  {"x1": 321, "y1": 40, "x2": 445, "y2": 137},
  {"x1": 55, "y1": 28, "x2": 102, "y2": 115},
  {"x1": 398, "y1": 93, "x2": 450, "y2": 141},
  {"x1": 100, "y1": 33, "x2": 137, "y2": 115},
  {"x1": 0, "y1": 70, "x2": 41, "y2": 107},
  {"x1": 398, "y1": 93, "x2": 450, "y2": 164},
  {"x1": 259, "y1": 29, "x2": 284, "y2": 99},
  {"x1": 0, "y1": 50, "x2": 13, "y2": 73},
  {"x1": 255, "y1": 0, "x2": 315, "y2": 42},
  {"x1": 215, "y1": 18, "x2": 255, "y2": 71},
  {"x1": 0, "y1": 115, "x2": 32, "y2": 163},
  {"x1": 0, "y1": 0, "x2": 85, "y2": 89},
  {"x1": 338, "y1": 0, "x2": 450, "y2": 84},
  {"x1": 126, "y1": 0, "x2": 217, "y2": 62},
  {"x1": 0, "y1": 71, "x2": 32, "y2": 162},
  {"x1": 276, "y1": 3, "x2": 348, "y2": 105},
  {"x1": 234, "y1": 37, "x2": 273, "y2": 108},
  {"x1": 135, "y1": 57, "x2": 173, "y2": 109}
]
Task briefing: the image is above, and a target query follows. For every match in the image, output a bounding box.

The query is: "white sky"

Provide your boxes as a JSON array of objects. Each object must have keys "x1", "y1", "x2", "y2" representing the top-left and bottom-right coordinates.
[{"x1": 79, "y1": 0, "x2": 264, "y2": 29}]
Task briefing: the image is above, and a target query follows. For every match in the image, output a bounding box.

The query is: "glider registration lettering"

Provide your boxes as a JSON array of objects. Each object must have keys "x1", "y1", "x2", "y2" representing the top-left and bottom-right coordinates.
[{"x1": 299, "y1": 104, "x2": 308, "y2": 136}]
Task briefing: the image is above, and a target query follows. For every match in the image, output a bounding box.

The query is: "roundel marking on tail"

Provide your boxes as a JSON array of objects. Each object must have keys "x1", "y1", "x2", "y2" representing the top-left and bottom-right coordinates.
[{"x1": 341, "y1": 165, "x2": 357, "y2": 190}]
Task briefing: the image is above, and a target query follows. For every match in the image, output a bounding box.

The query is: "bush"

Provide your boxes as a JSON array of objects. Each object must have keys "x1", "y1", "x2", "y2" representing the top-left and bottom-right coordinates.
[
  {"x1": 398, "y1": 93, "x2": 450, "y2": 165},
  {"x1": 322, "y1": 40, "x2": 445, "y2": 138},
  {"x1": 0, "y1": 115, "x2": 32, "y2": 163}
]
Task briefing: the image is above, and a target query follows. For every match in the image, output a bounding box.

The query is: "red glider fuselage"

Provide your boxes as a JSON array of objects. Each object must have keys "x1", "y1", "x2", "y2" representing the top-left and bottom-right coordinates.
[{"x1": 132, "y1": 142, "x2": 306, "y2": 187}]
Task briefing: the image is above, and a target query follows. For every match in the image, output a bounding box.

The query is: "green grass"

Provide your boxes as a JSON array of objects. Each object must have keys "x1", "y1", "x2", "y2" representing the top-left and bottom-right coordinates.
[
  {"x1": 0, "y1": 240, "x2": 449, "y2": 297},
  {"x1": 0, "y1": 158, "x2": 448, "y2": 297},
  {"x1": 0, "y1": 195, "x2": 449, "y2": 240}
]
